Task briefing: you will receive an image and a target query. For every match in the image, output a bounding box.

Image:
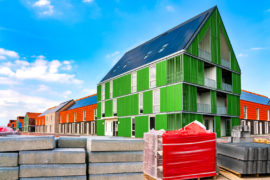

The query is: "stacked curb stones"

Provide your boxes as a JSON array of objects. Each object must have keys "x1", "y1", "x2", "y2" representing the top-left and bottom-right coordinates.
[
  {"x1": 217, "y1": 142, "x2": 270, "y2": 175},
  {"x1": 87, "y1": 137, "x2": 144, "y2": 180}
]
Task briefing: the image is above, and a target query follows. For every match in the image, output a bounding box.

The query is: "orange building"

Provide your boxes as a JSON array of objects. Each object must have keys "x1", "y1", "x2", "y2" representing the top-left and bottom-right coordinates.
[
  {"x1": 59, "y1": 94, "x2": 97, "y2": 135},
  {"x1": 24, "y1": 112, "x2": 41, "y2": 132},
  {"x1": 7, "y1": 120, "x2": 16, "y2": 130},
  {"x1": 240, "y1": 90, "x2": 270, "y2": 134},
  {"x1": 35, "y1": 115, "x2": 45, "y2": 133},
  {"x1": 16, "y1": 116, "x2": 24, "y2": 131}
]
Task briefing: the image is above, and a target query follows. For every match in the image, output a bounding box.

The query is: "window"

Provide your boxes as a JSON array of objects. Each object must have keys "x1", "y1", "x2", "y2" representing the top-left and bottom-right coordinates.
[
  {"x1": 150, "y1": 117, "x2": 155, "y2": 130},
  {"x1": 102, "y1": 83, "x2": 105, "y2": 100},
  {"x1": 268, "y1": 110, "x2": 269, "y2": 121},
  {"x1": 131, "y1": 72, "x2": 137, "y2": 93},
  {"x1": 60, "y1": 115, "x2": 62, "y2": 123},
  {"x1": 83, "y1": 111, "x2": 86, "y2": 122},
  {"x1": 244, "y1": 106, "x2": 247, "y2": 119},
  {"x1": 220, "y1": 28, "x2": 231, "y2": 68},
  {"x1": 74, "y1": 112, "x2": 77, "y2": 122},
  {"x1": 67, "y1": 114, "x2": 69, "y2": 123},
  {"x1": 144, "y1": 51, "x2": 152, "y2": 59},
  {"x1": 139, "y1": 93, "x2": 143, "y2": 113},
  {"x1": 199, "y1": 29, "x2": 211, "y2": 61},
  {"x1": 94, "y1": 109, "x2": 97, "y2": 119},
  {"x1": 149, "y1": 64, "x2": 156, "y2": 88},
  {"x1": 102, "y1": 101, "x2": 105, "y2": 116},
  {"x1": 131, "y1": 118, "x2": 135, "y2": 137},
  {"x1": 257, "y1": 108, "x2": 260, "y2": 120},
  {"x1": 110, "y1": 80, "x2": 113, "y2": 98},
  {"x1": 153, "y1": 89, "x2": 160, "y2": 113},
  {"x1": 113, "y1": 99, "x2": 117, "y2": 115},
  {"x1": 158, "y1": 43, "x2": 168, "y2": 53}
]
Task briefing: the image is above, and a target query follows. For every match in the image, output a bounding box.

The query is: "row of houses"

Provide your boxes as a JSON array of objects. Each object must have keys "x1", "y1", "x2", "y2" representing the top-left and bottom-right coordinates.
[{"x1": 6, "y1": 6, "x2": 270, "y2": 138}]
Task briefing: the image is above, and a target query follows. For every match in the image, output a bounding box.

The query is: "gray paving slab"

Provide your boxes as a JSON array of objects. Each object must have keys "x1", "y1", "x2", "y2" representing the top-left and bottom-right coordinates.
[
  {"x1": 20, "y1": 176, "x2": 86, "y2": 180},
  {"x1": 88, "y1": 151, "x2": 143, "y2": 162},
  {"x1": 0, "y1": 153, "x2": 18, "y2": 167},
  {"x1": 88, "y1": 172, "x2": 144, "y2": 180},
  {"x1": 217, "y1": 143, "x2": 250, "y2": 160},
  {"x1": 87, "y1": 137, "x2": 144, "y2": 152},
  {"x1": 0, "y1": 167, "x2": 19, "y2": 180},
  {"x1": 217, "y1": 154, "x2": 250, "y2": 174},
  {"x1": 20, "y1": 164, "x2": 86, "y2": 178},
  {"x1": 257, "y1": 161, "x2": 267, "y2": 174},
  {"x1": 0, "y1": 136, "x2": 55, "y2": 152},
  {"x1": 57, "y1": 137, "x2": 87, "y2": 148},
  {"x1": 88, "y1": 162, "x2": 143, "y2": 174},
  {"x1": 19, "y1": 148, "x2": 85, "y2": 164}
]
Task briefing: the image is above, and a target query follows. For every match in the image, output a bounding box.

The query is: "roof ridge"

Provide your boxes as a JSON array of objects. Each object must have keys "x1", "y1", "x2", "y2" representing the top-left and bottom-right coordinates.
[
  {"x1": 242, "y1": 90, "x2": 269, "y2": 99},
  {"x1": 75, "y1": 94, "x2": 97, "y2": 101}
]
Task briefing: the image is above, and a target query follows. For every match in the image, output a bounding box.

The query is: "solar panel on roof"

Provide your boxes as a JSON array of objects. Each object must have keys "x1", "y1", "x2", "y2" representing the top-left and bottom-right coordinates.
[
  {"x1": 241, "y1": 91, "x2": 270, "y2": 105},
  {"x1": 39, "y1": 100, "x2": 73, "y2": 116},
  {"x1": 67, "y1": 95, "x2": 97, "y2": 110},
  {"x1": 100, "y1": 7, "x2": 216, "y2": 82}
]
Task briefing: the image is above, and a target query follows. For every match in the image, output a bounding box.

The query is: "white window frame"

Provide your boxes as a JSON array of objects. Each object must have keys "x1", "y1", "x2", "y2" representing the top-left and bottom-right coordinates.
[
  {"x1": 139, "y1": 93, "x2": 143, "y2": 113},
  {"x1": 149, "y1": 64, "x2": 156, "y2": 88},
  {"x1": 131, "y1": 71, "x2": 137, "y2": 93},
  {"x1": 110, "y1": 80, "x2": 113, "y2": 98},
  {"x1": 74, "y1": 112, "x2": 77, "y2": 122},
  {"x1": 265, "y1": 122, "x2": 268, "y2": 134},
  {"x1": 101, "y1": 83, "x2": 105, "y2": 100},
  {"x1": 113, "y1": 99, "x2": 117, "y2": 115},
  {"x1": 257, "y1": 108, "x2": 260, "y2": 120},
  {"x1": 83, "y1": 110, "x2": 86, "y2": 122},
  {"x1": 244, "y1": 106, "x2": 247, "y2": 119},
  {"x1": 153, "y1": 89, "x2": 160, "y2": 113}
]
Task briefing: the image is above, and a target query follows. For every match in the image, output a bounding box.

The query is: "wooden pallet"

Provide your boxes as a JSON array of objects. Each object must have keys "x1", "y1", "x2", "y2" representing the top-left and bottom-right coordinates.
[
  {"x1": 219, "y1": 166, "x2": 269, "y2": 178},
  {"x1": 144, "y1": 173, "x2": 216, "y2": 180}
]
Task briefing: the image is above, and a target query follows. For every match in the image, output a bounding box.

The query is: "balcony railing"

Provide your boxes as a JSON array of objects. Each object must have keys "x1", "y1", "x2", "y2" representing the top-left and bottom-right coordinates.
[
  {"x1": 153, "y1": 105, "x2": 160, "y2": 113},
  {"x1": 167, "y1": 72, "x2": 183, "y2": 84},
  {"x1": 222, "y1": 82, "x2": 232, "y2": 92},
  {"x1": 150, "y1": 80, "x2": 156, "y2": 88},
  {"x1": 199, "y1": 49, "x2": 211, "y2": 61},
  {"x1": 221, "y1": 58, "x2": 231, "y2": 69},
  {"x1": 204, "y1": 77, "x2": 216, "y2": 89},
  {"x1": 197, "y1": 103, "x2": 211, "y2": 113},
  {"x1": 217, "y1": 106, "x2": 227, "y2": 115}
]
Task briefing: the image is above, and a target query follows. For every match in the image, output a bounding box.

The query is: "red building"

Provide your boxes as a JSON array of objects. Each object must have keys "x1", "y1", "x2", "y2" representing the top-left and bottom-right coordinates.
[
  {"x1": 59, "y1": 94, "x2": 97, "y2": 135},
  {"x1": 240, "y1": 90, "x2": 270, "y2": 134},
  {"x1": 35, "y1": 114, "x2": 46, "y2": 133}
]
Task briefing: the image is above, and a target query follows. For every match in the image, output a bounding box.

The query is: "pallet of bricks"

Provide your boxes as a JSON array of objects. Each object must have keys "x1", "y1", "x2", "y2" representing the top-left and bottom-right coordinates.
[
  {"x1": 144, "y1": 121, "x2": 217, "y2": 180},
  {"x1": 217, "y1": 142, "x2": 270, "y2": 176}
]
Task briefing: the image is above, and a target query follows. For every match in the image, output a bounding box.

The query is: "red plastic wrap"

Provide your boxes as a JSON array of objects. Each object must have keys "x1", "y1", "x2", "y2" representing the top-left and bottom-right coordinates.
[{"x1": 162, "y1": 121, "x2": 216, "y2": 180}]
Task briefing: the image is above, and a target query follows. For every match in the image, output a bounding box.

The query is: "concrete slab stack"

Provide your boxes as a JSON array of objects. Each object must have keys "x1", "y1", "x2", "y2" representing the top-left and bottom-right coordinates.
[
  {"x1": 217, "y1": 142, "x2": 270, "y2": 175},
  {"x1": 87, "y1": 137, "x2": 144, "y2": 180},
  {"x1": 0, "y1": 153, "x2": 19, "y2": 180}
]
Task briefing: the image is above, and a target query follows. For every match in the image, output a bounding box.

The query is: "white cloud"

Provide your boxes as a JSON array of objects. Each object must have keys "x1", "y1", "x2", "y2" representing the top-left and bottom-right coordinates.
[
  {"x1": 0, "y1": 77, "x2": 18, "y2": 85},
  {"x1": 0, "y1": 48, "x2": 19, "y2": 59},
  {"x1": 62, "y1": 60, "x2": 72, "y2": 70},
  {"x1": 82, "y1": 0, "x2": 94, "y2": 3},
  {"x1": 82, "y1": 88, "x2": 96, "y2": 95},
  {"x1": 33, "y1": 0, "x2": 54, "y2": 15},
  {"x1": 106, "y1": 51, "x2": 121, "y2": 66},
  {"x1": 0, "y1": 89, "x2": 59, "y2": 126},
  {"x1": 63, "y1": 90, "x2": 72, "y2": 98},
  {"x1": 106, "y1": 51, "x2": 120, "y2": 59},
  {"x1": 166, "y1": 5, "x2": 175, "y2": 12},
  {"x1": 250, "y1": 47, "x2": 264, "y2": 50},
  {"x1": 37, "y1": 84, "x2": 50, "y2": 92},
  {"x1": 237, "y1": 53, "x2": 248, "y2": 57},
  {"x1": 266, "y1": 9, "x2": 270, "y2": 12}
]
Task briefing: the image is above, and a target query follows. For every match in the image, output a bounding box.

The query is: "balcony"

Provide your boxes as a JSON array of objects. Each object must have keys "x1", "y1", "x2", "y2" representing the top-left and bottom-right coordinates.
[
  {"x1": 150, "y1": 80, "x2": 156, "y2": 88},
  {"x1": 204, "y1": 77, "x2": 216, "y2": 89},
  {"x1": 222, "y1": 82, "x2": 232, "y2": 92},
  {"x1": 153, "y1": 105, "x2": 160, "y2": 113},
  {"x1": 199, "y1": 49, "x2": 211, "y2": 61},
  {"x1": 221, "y1": 58, "x2": 231, "y2": 69},
  {"x1": 217, "y1": 106, "x2": 227, "y2": 115},
  {"x1": 197, "y1": 103, "x2": 211, "y2": 113}
]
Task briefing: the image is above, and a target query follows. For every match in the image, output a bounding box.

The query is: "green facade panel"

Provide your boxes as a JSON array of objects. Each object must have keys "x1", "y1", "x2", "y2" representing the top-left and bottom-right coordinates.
[
  {"x1": 105, "y1": 82, "x2": 110, "y2": 100},
  {"x1": 232, "y1": 73, "x2": 241, "y2": 95},
  {"x1": 143, "y1": 91, "x2": 153, "y2": 114},
  {"x1": 156, "y1": 60, "x2": 167, "y2": 87},
  {"x1": 231, "y1": 117, "x2": 240, "y2": 127},
  {"x1": 135, "y1": 116, "x2": 149, "y2": 138},
  {"x1": 211, "y1": 90, "x2": 217, "y2": 114},
  {"x1": 167, "y1": 55, "x2": 184, "y2": 84},
  {"x1": 118, "y1": 117, "x2": 131, "y2": 137},
  {"x1": 216, "y1": 67, "x2": 222, "y2": 90},
  {"x1": 167, "y1": 113, "x2": 182, "y2": 131},
  {"x1": 183, "y1": 84, "x2": 197, "y2": 112},
  {"x1": 227, "y1": 94, "x2": 240, "y2": 116},
  {"x1": 183, "y1": 55, "x2": 204, "y2": 85},
  {"x1": 182, "y1": 113, "x2": 203, "y2": 127},
  {"x1": 215, "y1": 116, "x2": 221, "y2": 138},
  {"x1": 160, "y1": 84, "x2": 182, "y2": 112},
  {"x1": 96, "y1": 120, "x2": 105, "y2": 136},
  {"x1": 97, "y1": 85, "x2": 101, "y2": 101},
  {"x1": 156, "y1": 114, "x2": 167, "y2": 130},
  {"x1": 117, "y1": 94, "x2": 139, "y2": 117},
  {"x1": 113, "y1": 74, "x2": 131, "y2": 98},
  {"x1": 105, "y1": 100, "x2": 113, "y2": 117},
  {"x1": 97, "y1": 102, "x2": 101, "y2": 119},
  {"x1": 137, "y1": 67, "x2": 149, "y2": 92}
]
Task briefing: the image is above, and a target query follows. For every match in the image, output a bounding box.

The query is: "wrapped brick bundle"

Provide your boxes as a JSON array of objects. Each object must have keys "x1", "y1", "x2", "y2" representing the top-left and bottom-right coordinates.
[{"x1": 144, "y1": 121, "x2": 217, "y2": 180}]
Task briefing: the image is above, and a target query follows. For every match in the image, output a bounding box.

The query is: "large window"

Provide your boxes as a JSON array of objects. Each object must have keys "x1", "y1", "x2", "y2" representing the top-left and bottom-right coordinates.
[
  {"x1": 131, "y1": 117, "x2": 135, "y2": 137},
  {"x1": 153, "y1": 89, "x2": 160, "y2": 113},
  {"x1": 131, "y1": 72, "x2": 137, "y2": 93},
  {"x1": 268, "y1": 110, "x2": 269, "y2": 121},
  {"x1": 244, "y1": 106, "x2": 247, "y2": 119},
  {"x1": 167, "y1": 56, "x2": 183, "y2": 84},
  {"x1": 94, "y1": 109, "x2": 97, "y2": 119},
  {"x1": 101, "y1": 83, "x2": 105, "y2": 100},
  {"x1": 110, "y1": 80, "x2": 113, "y2": 98},
  {"x1": 257, "y1": 108, "x2": 260, "y2": 120},
  {"x1": 149, "y1": 64, "x2": 156, "y2": 88},
  {"x1": 139, "y1": 93, "x2": 143, "y2": 113},
  {"x1": 66, "y1": 114, "x2": 69, "y2": 123},
  {"x1": 199, "y1": 29, "x2": 211, "y2": 61},
  {"x1": 113, "y1": 99, "x2": 117, "y2": 116},
  {"x1": 83, "y1": 111, "x2": 86, "y2": 121},
  {"x1": 220, "y1": 28, "x2": 231, "y2": 68},
  {"x1": 60, "y1": 115, "x2": 62, "y2": 123},
  {"x1": 74, "y1": 112, "x2": 77, "y2": 122},
  {"x1": 102, "y1": 101, "x2": 105, "y2": 116}
]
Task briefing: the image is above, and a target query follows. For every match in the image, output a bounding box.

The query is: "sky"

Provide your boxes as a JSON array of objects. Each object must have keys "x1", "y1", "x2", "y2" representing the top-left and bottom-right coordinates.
[{"x1": 0, "y1": 0, "x2": 270, "y2": 126}]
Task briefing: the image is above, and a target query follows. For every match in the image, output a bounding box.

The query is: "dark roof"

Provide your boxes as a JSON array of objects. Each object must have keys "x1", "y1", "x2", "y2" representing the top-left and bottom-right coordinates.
[
  {"x1": 39, "y1": 100, "x2": 73, "y2": 116},
  {"x1": 241, "y1": 90, "x2": 270, "y2": 105},
  {"x1": 100, "y1": 6, "x2": 216, "y2": 82},
  {"x1": 67, "y1": 95, "x2": 97, "y2": 110}
]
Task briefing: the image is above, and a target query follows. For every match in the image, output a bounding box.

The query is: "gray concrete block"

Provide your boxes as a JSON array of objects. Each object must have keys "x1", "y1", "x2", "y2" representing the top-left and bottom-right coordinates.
[
  {"x1": 20, "y1": 176, "x2": 86, "y2": 180},
  {"x1": 57, "y1": 137, "x2": 87, "y2": 148},
  {"x1": 0, "y1": 167, "x2": 19, "y2": 180},
  {"x1": 88, "y1": 162, "x2": 143, "y2": 174},
  {"x1": 217, "y1": 154, "x2": 250, "y2": 174},
  {"x1": 257, "y1": 161, "x2": 267, "y2": 174},
  {"x1": 20, "y1": 164, "x2": 86, "y2": 178},
  {"x1": 20, "y1": 148, "x2": 85, "y2": 164},
  {"x1": 88, "y1": 173, "x2": 144, "y2": 180},
  {"x1": 87, "y1": 137, "x2": 144, "y2": 152},
  {"x1": 217, "y1": 143, "x2": 250, "y2": 160},
  {"x1": 88, "y1": 151, "x2": 143, "y2": 163},
  {"x1": 0, "y1": 136, "x2": 55, "y2": 152},
  {"x1": 0, "y1": 153, "x2": 18, "y2": 167}
]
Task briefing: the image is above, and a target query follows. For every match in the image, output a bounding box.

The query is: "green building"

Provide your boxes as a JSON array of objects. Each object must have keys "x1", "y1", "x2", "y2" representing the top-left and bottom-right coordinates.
[
  {"x1": 23, "y1": 112, "x2": 41, "y2": 132},
  {"x1": 96, "y1": 6, "x2": 241, "y2": 138}
]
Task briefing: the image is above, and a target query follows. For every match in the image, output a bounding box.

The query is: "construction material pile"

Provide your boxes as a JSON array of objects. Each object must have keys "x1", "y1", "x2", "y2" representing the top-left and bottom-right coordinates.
[
  {"x1": 217, "y1": 142, "x2": 270, "y2": 174},
  {"x1": 230, "y1": 125, "x2": 252, "y2": 143},
  {"x1": 144, "y1": 121, "x2": 217, "y2": 180},
  {"x1": 0, "y1": 136, "x2": 144, "y2": 180},
  {"x1": 0, "y1": 126, "x2": 19, "y2": 136}
]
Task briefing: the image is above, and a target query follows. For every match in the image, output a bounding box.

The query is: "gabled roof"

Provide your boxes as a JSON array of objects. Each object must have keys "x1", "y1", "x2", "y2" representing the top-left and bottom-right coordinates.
[
  {"x1": 100, "y1": 6, "x2": 216, "y2": 82},
  {"x1": 67, "y1": 95, "x2": 97, "y2": 110},
  {"x1": 26, "y1": 112, "x2": 41, "y2": 119},
  {"x1": 39, "y1": 100, "x2": 73, "y2": 116},
  {"x1": 241, "y1": 90, "x2": 270, "y2": 105}
]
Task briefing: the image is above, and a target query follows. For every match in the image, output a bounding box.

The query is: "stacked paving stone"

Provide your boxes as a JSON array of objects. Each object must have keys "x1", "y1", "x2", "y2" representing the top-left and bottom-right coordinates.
[
  {"x1": 87, "y1": 137, "x2": 144, "y2": 180},
  {"x1": 230, "y1": 125, "x2": 252, "y2": 143},
  {"x1": 217, "y1": 142, "x2": 270, "y2": 175}
]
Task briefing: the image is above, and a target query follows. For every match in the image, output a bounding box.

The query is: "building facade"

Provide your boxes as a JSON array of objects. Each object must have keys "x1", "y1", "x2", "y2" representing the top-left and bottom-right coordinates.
[
  {"x1": 59, "y1": 94, "x2": 97, "y2": 135},
  {"x1": 240, "y1": 90, "x2": 270, "y2": 135},
  {"x1": 7, "y1": 120, "x2": 16, "y2": 130},
  {"x1": 35, "y1": 115, "x2": 45, "y2": 133},
  {"x1": 23, "y1": 112, "x2": 41, "y2": 132},
  {"x1": 96, "y1": 6, "x2": 241, "y2": 138},
  {"x1": 16, "y1": 116, "x2": 24, "y2": 131}
]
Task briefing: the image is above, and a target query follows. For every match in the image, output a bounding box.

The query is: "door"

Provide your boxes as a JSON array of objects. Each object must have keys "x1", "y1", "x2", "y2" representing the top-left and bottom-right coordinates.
[{"x1": 105, "y1": 120, "x2": 118, "y2": 136}]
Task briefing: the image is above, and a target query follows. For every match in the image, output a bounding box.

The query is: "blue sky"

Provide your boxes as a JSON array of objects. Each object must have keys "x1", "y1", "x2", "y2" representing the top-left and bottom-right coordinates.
[{"x1": 0, "y1": 0, "x2": 270, "y2": 126}]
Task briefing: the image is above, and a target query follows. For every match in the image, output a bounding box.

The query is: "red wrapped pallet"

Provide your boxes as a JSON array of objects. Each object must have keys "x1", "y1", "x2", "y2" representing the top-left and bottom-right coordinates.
[{"x1": 163, "y1": 121, "x2": 216, "y2": 180}]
